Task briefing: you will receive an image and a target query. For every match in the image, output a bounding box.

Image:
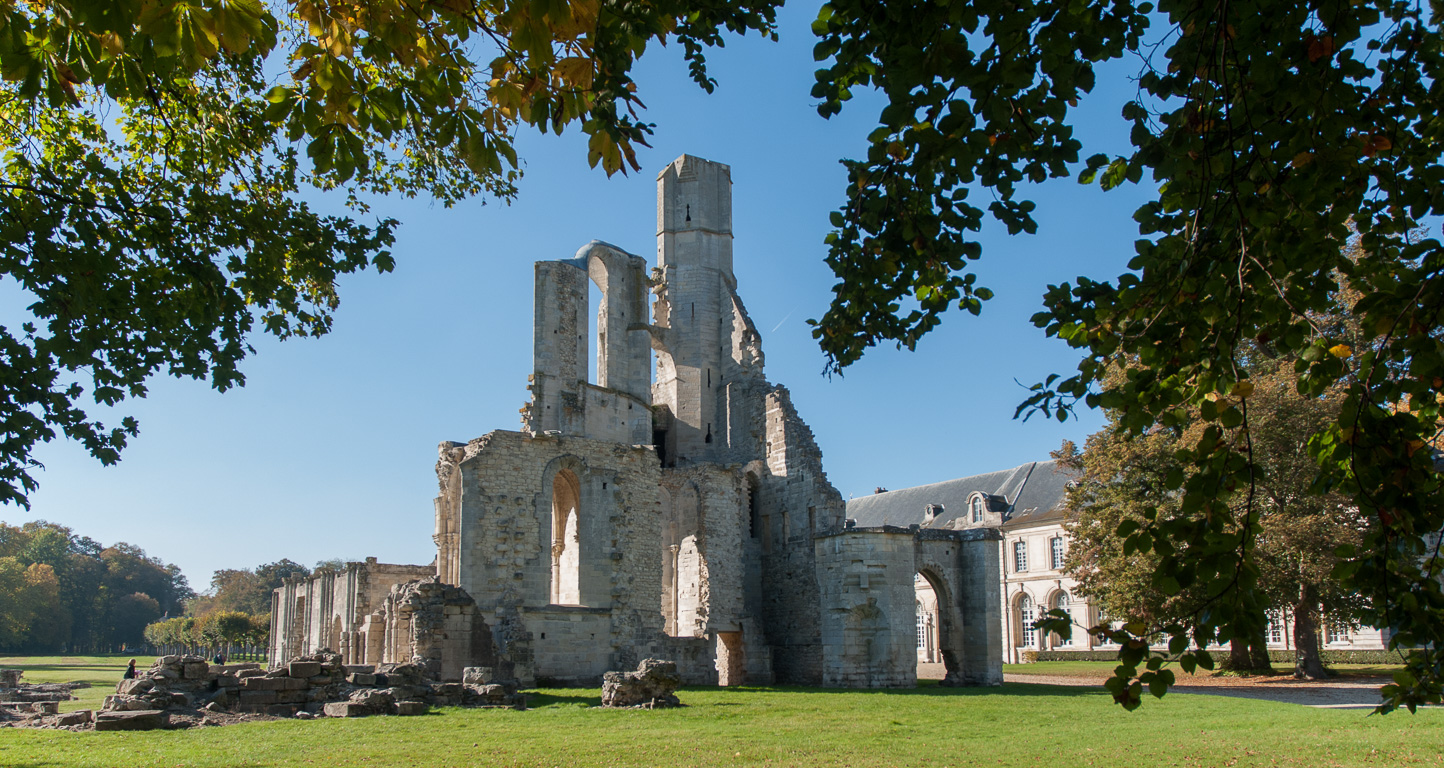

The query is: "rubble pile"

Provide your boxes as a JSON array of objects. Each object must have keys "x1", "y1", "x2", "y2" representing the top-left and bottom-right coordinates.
[
  {"x1": 104, "y1": 655, "x2": 245, "y2": 713},
  {"x1": 600, "y1": 658, "x2": 683, "y2": 708},
  {"x1": 0, "y1": 668, "x2": 87, "y2": 720},
  {"x1": 4, "y1": 650, "x2": 525, "y2": 731},
  {"x1": 4, "y1": 650, "x2": 529, "y2": 731}
]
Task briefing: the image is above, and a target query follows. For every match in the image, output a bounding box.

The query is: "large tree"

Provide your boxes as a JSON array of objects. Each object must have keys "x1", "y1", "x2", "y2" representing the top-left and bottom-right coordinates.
[
  {"x1": 203, "y1": 558, "x2": 311, "y2": 615},
  {"x1": 1062, "y1": 358, "x2": 1370, "y2": 682}
]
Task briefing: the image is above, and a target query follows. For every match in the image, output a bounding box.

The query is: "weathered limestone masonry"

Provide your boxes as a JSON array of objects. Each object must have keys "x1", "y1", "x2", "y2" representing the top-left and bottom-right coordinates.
[
  {"x1": 270, "y1": 154, "x2": 1005, "y2": 691},
  {"x1": 439, "y1": 429, "x2": 666, "y2": 686},
  {"x1": 601, "y1": 658, "x2": 683, "y2": 708},
  {"x1": 269, "y1": 559, "x2": 435, "y2": 669},
  {"x1": 814, "y1": 526, "x2": 1003, "y2": 688}
]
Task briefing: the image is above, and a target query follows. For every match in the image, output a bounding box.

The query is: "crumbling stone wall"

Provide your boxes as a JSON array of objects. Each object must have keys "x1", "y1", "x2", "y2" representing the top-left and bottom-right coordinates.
[
  {"x1": 443, "y1": 429, "x2": 666, "y2": 684},
  {"x1": 377, "y1": 578, "x2": 494, "y2": 681},
  {"x1": 601, "y1": 658, "x2": 682, "y2": 708},
  {"x1": 812, "y1": 527, "x2": 1005, "y2": 688},
  {"x1": 0, "y1": 669, "x2": 82, "y2": 719},
  {"x1": 99, "y1": 652, "x2": 522, "y2": 726},
  {"x1": 269, "y1": 559, "x2": 434, "y2": 666},
  {"x1": 815, "y1": 529, "x2": 919, "y2": 688},
  {"x1": 524, "y1": 242, "x2": 653, "y2": 446}
]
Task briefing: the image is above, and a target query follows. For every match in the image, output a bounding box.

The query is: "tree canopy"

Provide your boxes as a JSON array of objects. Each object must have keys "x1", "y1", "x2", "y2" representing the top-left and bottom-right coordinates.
[
  {"x1": 0, "y1": 0, "x2": 781, "y2": 507},
  {"x1": 801, "y1": 0, "x2": 1444, "y2": 713},
  {"x1": 1061, "y1": 356, "x2": 1371, "y2": 685}
]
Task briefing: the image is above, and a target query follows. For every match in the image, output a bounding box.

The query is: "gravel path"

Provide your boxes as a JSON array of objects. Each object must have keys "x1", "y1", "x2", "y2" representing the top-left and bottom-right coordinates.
[
  {"x1": 1002, "y1": 673, "x2": 1392, "y2": 708},
  {"x1": 918, "y1": 663, "x2": 1392, "y2": 708}
]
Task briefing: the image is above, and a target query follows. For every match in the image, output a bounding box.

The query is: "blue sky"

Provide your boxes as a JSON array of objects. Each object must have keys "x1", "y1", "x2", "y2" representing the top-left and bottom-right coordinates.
[{"x1": 3, "y1": 5, "x2": 1158, "y2": 591}]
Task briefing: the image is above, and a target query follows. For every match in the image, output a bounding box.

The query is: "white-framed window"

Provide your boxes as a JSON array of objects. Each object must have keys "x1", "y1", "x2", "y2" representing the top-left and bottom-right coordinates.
[
  {"x1": 1019, "y1": 594, "x2": 1037, "y2": 648},
  {"x1": 1267, "y1": 611, "x2": 1285, "y2": 644},
  {"x1": 1325, "y1": 621, "x2": 1350, "y2": 645},
  {"x1": 916, "y1": 601, "x2": 926, "y2": 649},
  {"x1": 1014, "y1": 540, "x2": 1028, "y2": 572},
  {"x1": 971, "y1": 495, "x2": 985, "y2": 523},
  {"x1": 1050, "y1": 536, "x2": 1065, "y2": 570},
  {"x1": 1054, "y1": 592, "x2": 1072, "y2": 647}
]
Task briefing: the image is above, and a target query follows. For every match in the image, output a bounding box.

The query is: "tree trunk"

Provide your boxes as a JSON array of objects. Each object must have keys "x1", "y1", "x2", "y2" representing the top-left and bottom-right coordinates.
[
  {"x1": 1293, "y1": 584, "x2": 1328, "y2": 680},
  {"x1": 1248, "y1": 628, "x2": 1273, "y2": 673},
  {"x1": 1226, "y1": 639, "x2": 1252, "y2": 671}
]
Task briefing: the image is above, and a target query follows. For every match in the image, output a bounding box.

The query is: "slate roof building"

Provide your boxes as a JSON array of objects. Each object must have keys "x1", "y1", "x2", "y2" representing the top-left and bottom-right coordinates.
[
  {"x1": 848, "y1": 459, "x2": 1387, "y2": 665},
  {"x1": 848, "y1": 460, "x2": 1091, "y2": 663}
]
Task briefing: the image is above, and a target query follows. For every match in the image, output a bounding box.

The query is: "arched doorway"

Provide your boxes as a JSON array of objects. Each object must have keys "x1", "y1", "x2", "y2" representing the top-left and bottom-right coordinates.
[
  {"x1": 914, "y1": 568, "x2": 966, "y2": 684},
  {"x1": 914, "y1": 573, "x2": 940, "y2": 665}
]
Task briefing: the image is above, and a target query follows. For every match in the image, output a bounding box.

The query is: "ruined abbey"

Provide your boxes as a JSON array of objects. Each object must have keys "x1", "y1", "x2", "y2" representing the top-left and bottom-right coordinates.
[{"x1": 268, "y1": 155, "x2": 1004, "y2": 689}]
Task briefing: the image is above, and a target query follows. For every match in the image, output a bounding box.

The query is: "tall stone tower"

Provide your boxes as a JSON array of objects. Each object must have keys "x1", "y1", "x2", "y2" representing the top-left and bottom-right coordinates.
[{"x1": 653, "y1": 155, "x2": 736, "y2": 465}]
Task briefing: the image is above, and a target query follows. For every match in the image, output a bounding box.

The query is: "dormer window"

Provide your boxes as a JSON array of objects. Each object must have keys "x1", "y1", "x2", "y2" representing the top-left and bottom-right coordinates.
[
  {"x1": 923, "y1": 504, "x2": 944, "y2": 525},
  {"x1": 970, "y1": 495, "x2": 985, "y2": 523}
]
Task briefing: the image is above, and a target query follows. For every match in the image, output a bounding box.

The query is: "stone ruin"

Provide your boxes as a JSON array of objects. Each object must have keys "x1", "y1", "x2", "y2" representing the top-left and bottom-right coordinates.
[
  {"x1": 601, "y1": 659, "x2": 683, "y2": 708},
  {"x1": 97, "y1": 652, "x2": 525, "y2": 728},
  {"x1": 268, "y1": 154, "x2": 1007, "y2": 692},
  {"x1": 0, "y1": 668, "x2": 89, "y2": 726},
  {"x1": 4, "y1": 651, "x2": 525, "y2": 732}
]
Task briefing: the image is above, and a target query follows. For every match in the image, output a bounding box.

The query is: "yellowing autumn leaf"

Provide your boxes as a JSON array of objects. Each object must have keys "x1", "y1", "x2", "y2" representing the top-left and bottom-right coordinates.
[{"x1": 554, "y1": 57, "x2": 594, "y2": 89}]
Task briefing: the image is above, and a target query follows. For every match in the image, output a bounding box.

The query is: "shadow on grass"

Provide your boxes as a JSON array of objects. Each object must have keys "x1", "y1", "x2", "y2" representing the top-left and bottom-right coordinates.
[
  {"x1": 714, "y1": 682, "x2": 1107, "y2": 698},
  {"x1": 525, "y1": 690, "x2": 604, "y2": 707},
  {"x1": 521, "y1": 676, "x2": 1108, "y2": 707}
]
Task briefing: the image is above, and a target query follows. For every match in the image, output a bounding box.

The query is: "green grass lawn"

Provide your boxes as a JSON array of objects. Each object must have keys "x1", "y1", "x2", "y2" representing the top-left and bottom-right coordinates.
[{"x1": 1, "y1": 658, "x2": 1440, "y2": 767}]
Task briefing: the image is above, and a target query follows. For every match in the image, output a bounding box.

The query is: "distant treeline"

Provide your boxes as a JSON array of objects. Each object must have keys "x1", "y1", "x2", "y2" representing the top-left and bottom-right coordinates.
[
  {"x1": 1, "y1": 520, "x2": 343, "y2": 658},
  {"x1": 0, "y1": 520, "x2": 191, "y2": 653},
  {"x1": 145, "y1": 557, "x2": 338, "y2": 660},
  {"x1": 144, "y1": 612, "x2": 271, "y2": 660}
]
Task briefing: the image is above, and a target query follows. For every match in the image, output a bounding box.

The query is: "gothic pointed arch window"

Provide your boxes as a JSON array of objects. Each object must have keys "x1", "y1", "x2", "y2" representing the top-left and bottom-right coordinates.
[{"x1": 551, "y1": 468, "x2": 582, "y2": 605}]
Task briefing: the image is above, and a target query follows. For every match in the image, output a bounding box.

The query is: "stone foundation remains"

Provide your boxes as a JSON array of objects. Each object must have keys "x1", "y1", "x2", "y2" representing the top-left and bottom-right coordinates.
[
  {"x1": 82, "y1": 651, "x2": 526, "y2": 729},
  {"x1": 0, "y1": 669, "x2": 86, "y2": 720}
]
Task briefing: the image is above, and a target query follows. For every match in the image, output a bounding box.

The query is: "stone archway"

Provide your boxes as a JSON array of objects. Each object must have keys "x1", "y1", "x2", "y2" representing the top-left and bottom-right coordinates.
[{"x1": 915, "y1": 567, "x2": 967, "y2": 686}]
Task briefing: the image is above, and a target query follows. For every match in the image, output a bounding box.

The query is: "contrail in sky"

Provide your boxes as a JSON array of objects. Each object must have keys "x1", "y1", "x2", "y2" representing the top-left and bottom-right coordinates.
[{"x1": 771, "y1": 312, "x2": 793, "y2": 333}]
